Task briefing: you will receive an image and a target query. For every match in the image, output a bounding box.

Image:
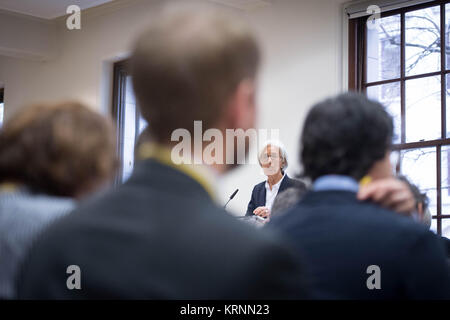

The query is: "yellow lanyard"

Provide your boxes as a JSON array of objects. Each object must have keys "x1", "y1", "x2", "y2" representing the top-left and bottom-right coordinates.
[
  {"x1": 0, "y1": 182, "x2": 19, "y2": 192},
  {"x1": 359, "y1": 175, "x2": 372, "y2": 187},
  {"x1": 137, "y1": 142, "x2": 216, "y2": 200}
]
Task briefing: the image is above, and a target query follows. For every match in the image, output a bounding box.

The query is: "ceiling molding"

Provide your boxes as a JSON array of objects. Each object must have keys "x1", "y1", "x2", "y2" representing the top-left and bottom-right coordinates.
[
  {"x1": 0, "y1": 0, "x2": 117, "y2": 20},
  {"x1": 208, "y1": 0, "x2": 272, "y2": 11},
  {"x1": 0, "y1": 8, "x2": 55, "y2": 24},
  {"x1": 53, "y1": 0, "x2": 147, "y2": 22}
]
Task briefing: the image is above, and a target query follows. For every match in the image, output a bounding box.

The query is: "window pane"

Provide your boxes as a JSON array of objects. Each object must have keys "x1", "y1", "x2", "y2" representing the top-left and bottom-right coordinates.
[
  {"x1": 447, "y1": 74, "x2": 450, "y2": 138},
  {"x1": 405, "y1": 76, "x2": 441, "y2": 142},
  {"x1": 366, "y1": 15, "x2": 401, "y2": 83},
  {"x1": 400, "y1": 147, "x2": 437, "y2": 216},
  {"x1": 367, "y1": 82, "x2": 401, "y2": 143},
  {"x1": 122, "y1": 75, "x2": 137, "y2": 182},
  {"x1": 441, "y1": 146, "x2": 450, "y2": 217},
  {"x1": 405, "y1": 6, "x2": 441, "y2": 76},
  {"x1": 390, "y1": 150, "x2": 401, "y2": 175},
  {"x1": 446, "y1": 4, "x2": 450, "y2": 70},
  {"x1": 431, "y1": 217, "x2": 438, "y2": 234},
  {"x1": 0, "y1": 102, "x2": 3, "y2": 127},
  {"x1": 442, "y1": 218, "x2": 450, "y2": 238}
]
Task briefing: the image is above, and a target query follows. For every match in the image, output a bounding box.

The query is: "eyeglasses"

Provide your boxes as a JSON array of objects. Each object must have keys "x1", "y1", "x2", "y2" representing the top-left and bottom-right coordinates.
[{"x1": 260, "y1": 153, "x2": 280, "y2": 162}]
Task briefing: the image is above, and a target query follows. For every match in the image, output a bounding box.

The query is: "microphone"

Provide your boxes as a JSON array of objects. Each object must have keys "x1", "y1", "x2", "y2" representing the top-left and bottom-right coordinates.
[{"x1": 224, "y1": 189, "x2": 239, "y2": 209}]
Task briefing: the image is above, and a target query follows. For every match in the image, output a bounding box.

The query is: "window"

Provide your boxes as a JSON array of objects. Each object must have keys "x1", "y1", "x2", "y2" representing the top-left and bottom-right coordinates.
[
  {"x1": 0, "y1": 88, "x2": 4, "y2": 127},
  {"x1": 349, "y1": 0, "x2": 450, "y2": 237},
  {"x1": 112, "y1": 60, "x2": 147, "y2": 183}
]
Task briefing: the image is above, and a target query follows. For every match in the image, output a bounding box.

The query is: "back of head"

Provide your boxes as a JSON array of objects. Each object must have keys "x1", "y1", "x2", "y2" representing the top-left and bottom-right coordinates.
[
  {"x1": 0, "y1": 102, "x2": 117, "y2": 198},
  {"x1": 301, "y1": 93, "x2": 393, "y2": 181},
  {"x1": 130, "y1": 5, "x2": 260, "y2": 143}
]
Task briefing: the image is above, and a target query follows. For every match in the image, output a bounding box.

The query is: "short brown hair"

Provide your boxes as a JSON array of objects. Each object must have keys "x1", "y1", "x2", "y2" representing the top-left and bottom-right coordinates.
[
  {"x1": 131, "y1": 6, "x2": 260, "y2": 143},
  {"x1": 0, "y1": 101, "x2": 117, "y2": 197}
]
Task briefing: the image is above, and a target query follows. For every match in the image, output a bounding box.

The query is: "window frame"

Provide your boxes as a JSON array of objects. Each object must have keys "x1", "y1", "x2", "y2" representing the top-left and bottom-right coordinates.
[
  {"x1": 349, "y1": 0, "x2": 450, "y2": 235},
  {"x1": 112, "y1": 59, "x2": 142, "y2": 183}
]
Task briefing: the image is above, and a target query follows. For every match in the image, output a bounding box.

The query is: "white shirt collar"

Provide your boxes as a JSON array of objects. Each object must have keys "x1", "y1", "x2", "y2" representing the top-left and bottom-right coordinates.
[
  {"x1": 264, "y1": 173, "x2": 286, "y2": 211},
  {"x1": 265, "y1": 173, "x2": 286, "y2": 192}
]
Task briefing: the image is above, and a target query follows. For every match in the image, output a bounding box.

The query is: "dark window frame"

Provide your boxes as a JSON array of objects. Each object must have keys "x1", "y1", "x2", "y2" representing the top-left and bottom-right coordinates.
[{"x1": 349, "y1": 0, "x2": 450, "y2": 235}]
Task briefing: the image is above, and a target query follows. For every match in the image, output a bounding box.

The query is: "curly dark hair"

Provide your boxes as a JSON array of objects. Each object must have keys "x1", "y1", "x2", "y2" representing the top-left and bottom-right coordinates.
[{"x1": 300, "y1": 92, "x2": 393, "y2": 181}]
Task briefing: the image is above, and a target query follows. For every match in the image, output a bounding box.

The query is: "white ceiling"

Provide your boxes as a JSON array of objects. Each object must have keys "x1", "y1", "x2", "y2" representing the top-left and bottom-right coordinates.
[
  {"x1": 0, "y1": 0, "x2": 353, "y2": 19},
  {"x1": 0, "y1": 0, "x2": 115, "y2": 19},
  {"x1": 210, "y1": 0, "x2": 350, "y2": 10}
]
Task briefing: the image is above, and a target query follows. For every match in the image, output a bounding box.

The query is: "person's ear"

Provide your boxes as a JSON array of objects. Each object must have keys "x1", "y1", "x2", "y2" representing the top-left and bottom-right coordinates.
[{"x1": 224, "y1": 78, "x2": 257, "y2": 131}]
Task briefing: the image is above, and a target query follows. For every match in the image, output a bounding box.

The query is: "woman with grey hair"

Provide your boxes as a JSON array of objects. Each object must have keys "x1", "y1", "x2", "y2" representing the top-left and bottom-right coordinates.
[{"x1": 245, "y1": 140, "x2": 306, "y2": 220}]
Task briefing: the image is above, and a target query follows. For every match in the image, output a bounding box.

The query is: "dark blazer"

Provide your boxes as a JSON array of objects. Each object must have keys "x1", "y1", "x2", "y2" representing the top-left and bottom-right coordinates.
[
  {"x1": 17, "y1": 159, "x2": 309, "y2": 299},
  {"x1": 442, "y1": 236, "x2": 450, "y2": 258},
  {"x1": 246, "y1": 175, "x2": 307, "y2": 216},
  {"x1": 270, "y1": 190, "x2": 450, "y2": 299}
]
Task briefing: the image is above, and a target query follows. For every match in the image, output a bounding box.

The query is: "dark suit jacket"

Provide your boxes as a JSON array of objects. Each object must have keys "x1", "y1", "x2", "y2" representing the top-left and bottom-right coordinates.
[
  {"x1": 246, "y1": 175, "x2": 306, "y2": 216},
  {"x1": 270, "y1": 190, "x2": 450, "y2": 299},
  {"x1": 17, "y1": 159, "x2": 309, "y2": 299},
  {"x1": 442, "y1": 236, "x2": 450, "y2": 258}
]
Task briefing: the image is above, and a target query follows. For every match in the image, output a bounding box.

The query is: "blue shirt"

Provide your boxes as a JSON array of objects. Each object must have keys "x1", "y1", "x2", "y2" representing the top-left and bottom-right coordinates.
[
  {"x1": 313, "y1": 175, "x2": 424, "y2": 223},
  {"x1": 312, "y1": 175, "x2": 359, "y2": 193}
]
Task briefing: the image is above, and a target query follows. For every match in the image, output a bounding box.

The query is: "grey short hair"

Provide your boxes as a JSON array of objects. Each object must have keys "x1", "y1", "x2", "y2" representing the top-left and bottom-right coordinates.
[{"x1": 258, "y1": 140, "x2": 288, "y2": 171}]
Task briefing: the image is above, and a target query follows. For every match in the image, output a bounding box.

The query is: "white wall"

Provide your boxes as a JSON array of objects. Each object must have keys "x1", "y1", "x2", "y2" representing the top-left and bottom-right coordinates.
[
  {"x1": 0, "y1": 0, "x2": 346, "y2": 215},
  {"x1": 0, "y1": 10, "x2": 57, "y2": 61},
  {"x1": 220, "y1": 0, "x2": 346, "y2": 214}
]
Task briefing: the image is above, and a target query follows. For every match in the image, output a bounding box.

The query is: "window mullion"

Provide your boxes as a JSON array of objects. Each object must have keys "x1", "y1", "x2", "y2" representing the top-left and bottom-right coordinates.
[
  {"x1": 441, "y1": 3, "x2": 446, "y2": 139},
  {"x1": 401, "y1": 12, "x2": 406, "y2": 144},
  {"x1": 438, "y1": 145, "x2": 443, "y2": 235}
]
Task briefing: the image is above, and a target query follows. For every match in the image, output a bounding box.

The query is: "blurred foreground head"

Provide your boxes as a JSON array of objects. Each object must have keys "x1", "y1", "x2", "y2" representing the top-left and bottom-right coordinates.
[
  {"x1": 0, "y1": 102, "x2": 117, "y2": 198},
  {"x1": 131, "y1": 5, "x2": 260, "y2": 168},
  {"x1": 301, "y1": 93, "x2": 394, "y2": 182}
]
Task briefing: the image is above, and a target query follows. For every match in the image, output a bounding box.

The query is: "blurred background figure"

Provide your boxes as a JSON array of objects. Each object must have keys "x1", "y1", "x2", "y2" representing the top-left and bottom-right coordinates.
[
  {"x1": 270, "y1": 184, "x2": 306, "y2": 219},
  {"x1": 399, "y1": 174, "x2": 450, "y2": 259},
  {"x1": 270, "y1": 93, "x2": 450, "y2": 299},
  {"x1": 246, "y1": 140, "x2": 306, "y2": 220},
  {"x1": 397, "y1": 175, "x2": 432, "y2": 227},
  {"x1": 0, "y1": 101, "x2": 116, "y2": 299}
]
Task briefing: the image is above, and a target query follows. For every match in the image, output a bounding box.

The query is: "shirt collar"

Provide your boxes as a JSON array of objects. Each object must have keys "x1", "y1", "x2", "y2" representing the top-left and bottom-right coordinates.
[
  {"x1": 312, "y1": 175, "x2": 359, "y2": 193},
  {"x1": 265, "y1": 173, "x2": 286, "y2": 191}
]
